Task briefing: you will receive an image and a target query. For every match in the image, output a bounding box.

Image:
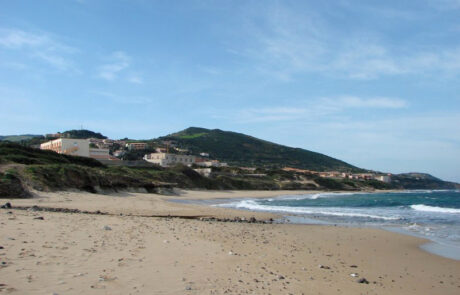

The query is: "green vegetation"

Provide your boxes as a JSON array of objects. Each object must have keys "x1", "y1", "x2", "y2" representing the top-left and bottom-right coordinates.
[
  {"x1": 0, "y1": 142, "x2": 103, "y2": 167},
  {"x1": 59, "y1": 129, "x2": 106, "y2": 139},
  {"x1": 391, "y1": 173, "x2": 459, "y2": 190},
  {"x1": 177, "y1": 132, "x2": 207, "y2": 139},
  {"x1": 0, "y1": 170, "x2": 30, "y2": 198},
  {"x1": 161, "y1": 127, "x2": 361, "y2": 172},
  {"x1": 0, "y1": 132, "x2": 458, "y2": 198}
]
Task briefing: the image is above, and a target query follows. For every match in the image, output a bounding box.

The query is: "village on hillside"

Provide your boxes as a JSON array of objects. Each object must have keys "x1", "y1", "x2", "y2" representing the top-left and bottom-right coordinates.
[{"x1": 38, "y1": 134, "x2": 392, "y2": 183}]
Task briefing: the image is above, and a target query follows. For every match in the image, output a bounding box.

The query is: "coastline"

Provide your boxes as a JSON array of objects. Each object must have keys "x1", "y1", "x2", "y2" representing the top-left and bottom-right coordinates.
[{"x1": 1, "y1": 189, "x2": 459, "y2": 294}]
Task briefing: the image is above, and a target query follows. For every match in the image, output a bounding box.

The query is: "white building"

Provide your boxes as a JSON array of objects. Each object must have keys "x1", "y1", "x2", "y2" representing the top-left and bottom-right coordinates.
[
  {"x1": 194, "y1": 168, "x2": 212, "y2": 177},
  {"x1": 40, "y1": 138, "x2": 111, "y2": 160},
  {"x1": 40, "y1": 138, "x2": 90, "y2": 157},
  {"x1": 195, "y1": 160, "x2": 228, "y2": 168},
  {"x1": 126, "y1": 142, "x2": 147, "y2": 150},
  {"x1": 143, "y1": 153, "x2": 196, "y2": 167},
  {"x1": 374, "y1": 175, "x2": 392, "y2": 183}
]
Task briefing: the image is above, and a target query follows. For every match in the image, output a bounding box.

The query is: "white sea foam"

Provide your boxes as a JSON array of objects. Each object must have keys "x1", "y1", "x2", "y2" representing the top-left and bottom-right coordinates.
[
  {"x1": 218, "y1": 200, "x2": 400, "y2": 220},
  {"x1": 411, "y1": 205, "x2": 460, "y2": 214},
  {"x1": 273, "y1": 192, "x2": 357, "y2": 201}
]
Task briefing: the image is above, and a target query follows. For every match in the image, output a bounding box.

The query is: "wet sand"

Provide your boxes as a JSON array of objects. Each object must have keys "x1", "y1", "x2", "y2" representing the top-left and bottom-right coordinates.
[{"x1": 0, "y1": 190, "x2": 459, "y2": 294}]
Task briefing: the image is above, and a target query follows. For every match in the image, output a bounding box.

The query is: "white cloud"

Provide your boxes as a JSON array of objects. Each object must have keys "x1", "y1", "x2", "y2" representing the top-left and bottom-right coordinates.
[
  {"x1": 0, "y1": 29, "x2": 45, "y2": 48},
  {"x1": 0, "y1": 28, "x2": 78, "y2": 72},
  {"x1": 97, "y1": 51, "x2": 131, "y2": 81},
  {"x1": 234, "y1": 96, "x2": 407, "y2": 123},
  {"x1": 323, "y1": 96, "x2": 407, "y2": 109},
  {"x1": 127, "y1": 74, "x2": 143, "y2": 84},
  {"x1": 235, "y1": 3, "x2": 460, "y2": 80}
]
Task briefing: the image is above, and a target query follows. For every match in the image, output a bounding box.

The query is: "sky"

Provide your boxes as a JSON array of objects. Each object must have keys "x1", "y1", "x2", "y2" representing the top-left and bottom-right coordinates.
[{"x1": 1, "y1": 0, "x2": 460, "y2": 182}]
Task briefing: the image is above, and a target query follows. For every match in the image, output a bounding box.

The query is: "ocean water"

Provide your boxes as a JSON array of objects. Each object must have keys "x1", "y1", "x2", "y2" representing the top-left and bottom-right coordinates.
[{"x1": 216, "y1": 190, "x2": 460, "y2": 260}]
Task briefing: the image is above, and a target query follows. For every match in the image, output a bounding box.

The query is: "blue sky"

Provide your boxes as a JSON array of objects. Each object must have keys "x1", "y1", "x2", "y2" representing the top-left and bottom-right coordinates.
[{"x1": 1, "y1": 0, "x2": 460, "y2": 182}]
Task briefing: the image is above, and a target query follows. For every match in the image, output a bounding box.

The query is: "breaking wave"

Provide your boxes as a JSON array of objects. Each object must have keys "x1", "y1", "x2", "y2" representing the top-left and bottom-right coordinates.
[
  {"x1": 411, "y1": 204, "x2": 460, "y2": 214},
  {"x1": 219, "y1": 200, "x2": 400, "y2": 220}
]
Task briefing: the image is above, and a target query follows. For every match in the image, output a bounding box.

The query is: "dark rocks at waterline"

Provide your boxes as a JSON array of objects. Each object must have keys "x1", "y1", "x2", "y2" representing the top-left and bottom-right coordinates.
[
  {"x1": 0, "y1": 202, "x2": 11, "y2": 209},
  {"x1": 3, "y1": 203, "x2": 274, "y2": 224},
  {"x1": 198, "y1": 216, "x2": 272, "y2": 224},
  {"x1": 2, "y1": 204, "x2": 107, "y2": 215}
]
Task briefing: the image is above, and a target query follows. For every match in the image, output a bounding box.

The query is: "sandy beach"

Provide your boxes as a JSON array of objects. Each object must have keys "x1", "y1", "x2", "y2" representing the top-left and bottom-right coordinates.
[{"x1": 1, "y1": 190, "x2": 459, "y2": 294}]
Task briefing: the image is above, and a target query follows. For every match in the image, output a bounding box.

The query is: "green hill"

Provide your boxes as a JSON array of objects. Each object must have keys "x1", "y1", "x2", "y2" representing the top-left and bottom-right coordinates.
[
  {"x1": 59, "y1": 129, "x2": 107, "y2": 139},
  {"x1": 0, "y1": 134, "x2": 42, "y2": 142},
  {"x1": 160, "y1": 127, "x2": 360, "y2": 172}
]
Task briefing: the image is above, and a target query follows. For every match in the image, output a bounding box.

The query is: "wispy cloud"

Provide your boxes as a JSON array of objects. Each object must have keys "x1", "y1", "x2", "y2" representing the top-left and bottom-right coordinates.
[
  {"x1": 96, "y1": 51, "x2": 131, "y2": 81},
  {"x1": 322, "y1": 96, "x2": 407, "y2": 109},
  {"x1": 234, "y1": 3, "x2": 460, "y2": 80},
  {"x1": 233, "y1": 96, "x2": 407, "y2": 123},
  {"x1": 127, "y1": 73, "x2": 144, "y2": 84},
  {"x1": 0, "y1": 28, "x2": 78, "y2": 72}
]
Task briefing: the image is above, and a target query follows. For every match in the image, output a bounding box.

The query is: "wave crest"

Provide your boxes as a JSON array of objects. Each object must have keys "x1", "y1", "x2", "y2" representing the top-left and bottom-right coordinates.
[
  {"x1": 219, "y1": 200, "x2": 400, "y2": 220},
  {"x1": 411, "y1": 204, "x2": 460, "y2": 214}
]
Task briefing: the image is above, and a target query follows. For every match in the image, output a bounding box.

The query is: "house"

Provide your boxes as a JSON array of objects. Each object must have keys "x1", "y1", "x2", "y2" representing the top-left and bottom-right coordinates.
[
  {"x1": 126, "y1": 142, "x2": 147, "y2": 150},
  {"x1": 40, "y1": 138, "x2": 90, "y2": 157},
  {"x1": 113, "y1": 150, "x2": 125, "y2": 157},
  {"x1": 155, "y1": 147, "x2": 168, "y2": 153},
  {"x1": 374, "y1": 174, "x2": 392, "y2": 183},
  {"x1": 195, "y1": 160, "x2": 228, "y2": 167},
  {"x1": 40, "y1": 138, "x2": 112, "y2": 160},
  {"x1": 143, "y1": 153, "x2": 196, "y2": 167},
  {"x1": 318, "y1": 171, "x2": 342, "y2": 178}
]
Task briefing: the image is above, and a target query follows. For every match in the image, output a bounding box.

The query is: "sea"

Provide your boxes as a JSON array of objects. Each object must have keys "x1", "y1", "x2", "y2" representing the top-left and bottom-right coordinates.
[{"x1": 213, "y1": 190, "x2": 460, "y2": 260}]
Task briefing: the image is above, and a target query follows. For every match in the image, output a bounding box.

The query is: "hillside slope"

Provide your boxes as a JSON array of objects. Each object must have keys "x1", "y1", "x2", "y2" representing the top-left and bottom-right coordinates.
[
  {"x1": 0, "y1": 135, "x2": 42, "y2": 142},
  {"x1": 160, "y1": 127, "x2": 360, "y2": 172}
]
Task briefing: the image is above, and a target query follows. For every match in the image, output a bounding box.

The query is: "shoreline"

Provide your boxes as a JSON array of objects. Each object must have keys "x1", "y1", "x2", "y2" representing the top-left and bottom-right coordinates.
[
  {"x1": 1, "y1": 189, "x2": 459, "y2": 294},
  {"x1": 175, "y1": 189, "x2": 460, "y2": 261}
]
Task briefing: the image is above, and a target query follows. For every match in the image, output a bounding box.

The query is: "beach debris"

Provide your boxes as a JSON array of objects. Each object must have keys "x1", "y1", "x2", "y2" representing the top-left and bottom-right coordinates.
[
  {"x1": 228, "y1": 251, "x2": 234, "y2": 255},
  {"x1": 357, "y1": 278, "x2": 369, "y2": 284},
  {"x1": 28, "y1": 205, "x2": 40, "y2": 212},
  {"x1": 318, "y1": 265, "x2": 330, "y2": 269},
  {"x1": 278, "y1": 275, "x2": 285, "y2": 280},
  {"x1": 350, "y1": 273, "x2": 359, "y2": 277},
  {"x1": 350, "y1": 265, "x2": 358, "y2": 268},
  {"x1": 185, "y1": 285, "x2": 192, "y2": 291},
  {"x1": 163, "y1": 240, "x2": 169, "y2": 244},
  {"x1": 1, "y1": 202, "x2": 11, "y2": 209},
  {"x1": 73, "y1": 273, "x2": 84, "y2": 277},
  {"x1": 103, "y1": 226, "x2": 112, "y2": 231},
  {"x1": 34, "y1": 216, "x2": 44, "y2": 220},
  {"x1": 0, "y1": 246, "x2": 4, "y2": 249}
]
